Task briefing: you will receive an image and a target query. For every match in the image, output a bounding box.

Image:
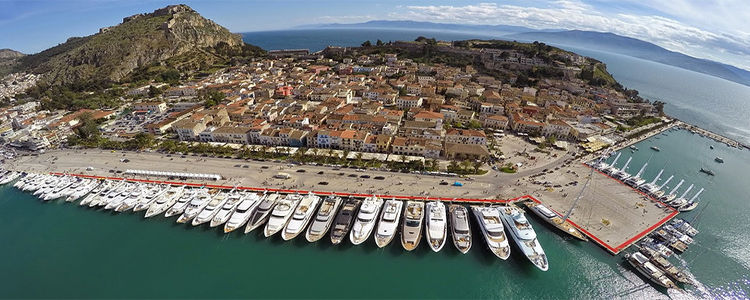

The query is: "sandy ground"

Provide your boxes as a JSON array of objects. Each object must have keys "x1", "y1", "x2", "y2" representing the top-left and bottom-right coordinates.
[
  {"x1": 499, "y1": 162, "x2": 673, "y2": 249},
  {"x1": 495, "y1": 135, "x2": 569, "y2": 172}
]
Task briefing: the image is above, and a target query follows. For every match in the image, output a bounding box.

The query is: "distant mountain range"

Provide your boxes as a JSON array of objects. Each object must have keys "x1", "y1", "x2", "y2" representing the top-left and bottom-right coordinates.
[{"x1": 305, "y1": 20, "x2": 750, "y2": 87}]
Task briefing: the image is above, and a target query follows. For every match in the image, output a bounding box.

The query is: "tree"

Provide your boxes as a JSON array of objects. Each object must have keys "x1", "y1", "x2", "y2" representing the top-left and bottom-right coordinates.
[
  {"x1": 448, "y1": 160, "x2": 459, "y2": 172},
  {"x1": 468, "y1": 119, "x2": 482, "y2": 129},
  {"x1": 355, "y1": 152, "x2": 364, "y2": 166},
  {"x1": 472, "y1": 161, "x2": 483, "y2": 174},
  {"x1": 361, "y1": 40, "x2": 372, "y2": 47},
  {"x1": 148, "y1": 85, "x2": 161, "y2": 98},
  {"x1": 201, "y1": 90, "x2": 225, "y2": 108},
  {"x1": 376, "y1": 39, "x2": 384, "y2": 46},
  {"x1": 74, "y1": 112, "x2": 100, "y2": 142},
  {"x1": 461, "y1": 159, "x2": 472, "y2": 172},
  {"x1": 129, "y1": 132, "x2": 155, "y2": 150}
]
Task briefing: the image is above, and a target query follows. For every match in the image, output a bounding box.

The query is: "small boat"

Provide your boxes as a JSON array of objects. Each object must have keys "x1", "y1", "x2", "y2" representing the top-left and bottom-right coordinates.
[
  {"x1": 448, "y1": 204, "x2": 472, "y2": 254},
  {"x1": 264, "y1": 194, "x2": 302, "y2": 237},
  {"x1": 401, "y1": 201, "x2": 425, "y2": 251},
  {"x1": 192, "y1": 191, "x2": 229, "y2": 226},
  {"x1": 499, "y1": 205, "x2": 548, "y2": 271},
  {"x1": 710, "y1": 145, "x2": 714, "y2": 149},
  {"x1": 330, "y1": 198, "x2": 362, "y2": 245},
  {"x1": 146, "y1": 186, "x2": 187, "y2": 218},
  {"x1": 471, "y1": 206, "x2": 510, "y2": 260},
  {"x1": 624, "y1": 252, "x2": 678, "y2": 289},
  {"x1": 650, "y1": 146, "x2": 661, "y2": 151},
  {"x1": 699, "y1": 168, "x2": 715, "y2": 176},
  {"x1": 523, "y1": 201, "x2": 587, "y2": 241},
  {"x1": 350, "y1": 196, "x2": 383, "y2": 245},
  {"x1": 424, "y1": 201, "x2": 447, "y2": 252},
  {"x1": 714, "y1": 157, "x2": 724, "y2": 163},
  {"x1": 638, "y1": 246, "x2": 692, "y2": 285},
  {"x1": 653, "y1": 229, "x2": 688, "y2": 253},
  {"x1": 305, "y1": 196, "x2": 343, "y2": 243},
  {"x1": 244, "y1": 193, "x2": 280, "y2": 234},
  {"x1": 210, "y1": 192, "x2": 243, "y2": 227},
  {"x1": 638, "y1": 237, "x2": 673, "y2": 258},
  {"x1": 176, "y1": 189, "x2": 214, "y2": 223},
  {"x1": 629, "y1": 146, "x2": 638, "y2": 151},
  {"x1": 223, "y1": 193, "x2": 262, "y2": 233},
  {"x1": 374, "y1": 199, "x2": 403, "y2": 248},
  {"x1": 282, "y1": 193, "x2": 321, "y2": 240}
]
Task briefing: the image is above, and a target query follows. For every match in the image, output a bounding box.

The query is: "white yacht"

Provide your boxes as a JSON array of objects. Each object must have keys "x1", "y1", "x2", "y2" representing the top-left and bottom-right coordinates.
[
  {"x1": 401, "y1": 201, "x2": 424, "y2": 251},
  {"x1": 264, "y1": 194, "x2": 301, "y2": 237},
  {"x1": 87, "y1": 181, "x2": 123, "y2": 207},
  {"x1": 176, "y1": 189, "x2": 213, "y2": 223},
  {"x1": 147, "y1": 186, "x2": 188, "y2": 218},
  {"x1": 66, "y1": 180, "x2": 99, "y2": 202},
  {"x1": 449, "y1": 204, "x2": 472, "y2": 254},
  {"x1": 114, "y1": 185, "x2": 146, "y2": 212},
  {"x1": 305, "y1": 196, "x2": 343, "y2": 242},
  {"x1": 471, "y1": 206, "x2": 510, "y2": 260},
  {"x1": 223, "y1": 193, "x2": 262, "y2": 233},
  {"x1": 105, "y1": 184, "x2": 139, "y2": 210},
  {"x1": 98, "y1": 183, "x2": 131, "y2": 208},
  {"x1": 79, "y1": 180, "x2": 109, "y2": 206},
  {"x1": 210, "y1": 191, "x2": 243, "y2": 227},
  {"x1": 245, "y1": 193, "x2": 280, "y2": 234},
  {"x1": 374, "y1": 199, "x2": 403, "y2": 248},
  {"x1": 191, "y1": 191, "x2": 227, "y2": 226},
  {"x1": 0, "y1": 171, "x2": 21, "y2": 185},
  {"x1": 424, "y1": 201, "x2": 447, "y2": 252},
  {"x1": 350, "y1": 196, "x2": 383, "y2": 245},
  {"x1": 282, "y1": 193, "x2": 322, "y2": 240},
  {"x1": 499, "y1": 205, "x2": 548, "y2": 271},
  {"x1": 132, "y1": 185, "x2": 168, "y2": 212},
  {"x1": 42, "y1": 177, "x2": 77, "y2": 201}
]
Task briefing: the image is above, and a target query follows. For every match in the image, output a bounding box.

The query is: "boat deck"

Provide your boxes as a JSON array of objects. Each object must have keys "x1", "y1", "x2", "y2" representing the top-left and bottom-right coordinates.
[{"x1": 49, "y1": 171, "x2": 676, "y2": 254}]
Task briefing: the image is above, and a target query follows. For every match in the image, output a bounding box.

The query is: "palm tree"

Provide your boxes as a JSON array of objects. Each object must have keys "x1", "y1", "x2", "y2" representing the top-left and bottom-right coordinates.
[
  {"x1": 448, "y1": 160, "x2": 459, "y2": 172},
  {"x1": 461, "y1": 159, "x2": 472, "y2": 172},
  {"x1": 429, "y1": 159, "x2": 439, "y2": 171},
  {"x1": 472, "y1": 161, "x2": 483, "y2": 174},
  {"x1": 260, "y1": 145, "x2": 269, "y2": 159},
  {"x1": 355, "y1": 152, "x2": 364, "y2": 166}
]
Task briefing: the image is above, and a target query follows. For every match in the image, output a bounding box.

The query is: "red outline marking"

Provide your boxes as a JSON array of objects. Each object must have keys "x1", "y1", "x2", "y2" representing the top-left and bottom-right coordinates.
[{"x1": 49, "y1": 171, "x2": 678, "y2": 254}]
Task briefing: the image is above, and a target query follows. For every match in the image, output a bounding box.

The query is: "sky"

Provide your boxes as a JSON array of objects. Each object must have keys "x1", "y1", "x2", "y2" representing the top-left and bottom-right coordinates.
[{"x1": 1, "y1": 0, "x2": 749, "y2": 70}]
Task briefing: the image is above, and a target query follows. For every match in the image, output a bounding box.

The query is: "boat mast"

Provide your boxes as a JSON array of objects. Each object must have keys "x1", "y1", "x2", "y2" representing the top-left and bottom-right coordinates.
[
  {"x1": 668, "y1": 179, "x2": 684, "y2": 196},
  {"x1": 658, "y1": 175, "x2": 673, "y2": 190},
  {"x1": 689, "y1": 188, "x2": 704, "y2": 201},
  {"x1": 609, "y1": 152, "x2": 622, "y2": 168},
  {"x1": 634, "y1": 162, "x2": 648, "y2": 178},
  {"x1": 649, "y1": 169, "x2": 664, "y2": 185},
  {"x1": 619, "y1": 157, "x2": 633, "y2": 173},
  {"x1": 679, "y1": 184, "x2": 694, "y2": 199}
]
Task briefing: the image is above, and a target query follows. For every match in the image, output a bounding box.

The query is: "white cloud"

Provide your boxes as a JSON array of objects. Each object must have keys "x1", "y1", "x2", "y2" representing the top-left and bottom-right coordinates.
[{"x1": 393, "y1": 1, "x2": 750, "y2": 70}]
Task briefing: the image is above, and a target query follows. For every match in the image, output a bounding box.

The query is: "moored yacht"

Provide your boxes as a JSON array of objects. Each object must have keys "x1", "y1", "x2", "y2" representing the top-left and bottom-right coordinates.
[
  {"x1": 176, "y1": 189, "x2": 213, "y2": 223},
  {"x1": 400, "y1": 201, "x2": 424, "y2": 251},
  {"x1": 79, "y1": 180, "x2": 109, "y2": 206},
  {"x1": 210, "y1": 191, "x2": 243, "y2": 227},
  {"x1": 350, "y1": 196, "x2": 383, "y2": 245},
  {"x1": 638, "y1": 246, "x2": 692, "y2": 285},
  {"x1": 148, "y1": 186, "x2": 189, "y2": 218},
  {"x1": 625, "y1": 252, "x2": 677, "y2": 289},
  {"x1": 244, "y1": 193, "x2": 280, "y2": 234},
  {"x1": 499, "y1": 205, "x2": 548, "y2": 271},
  {"x1": 264, "y1": 194, "x2": 301, "y2": 237},
  {"x1": 306, "y1": 196, "x2": 343, "y2": 243},
  {"x1": 330, "y1": 198, "x2": 361, "y2": 245},
  {"x1": 471, "y1": 206, "x2": 510, "y2": 260},
  {"x1": 114, "y1": 185, "x2": 147, "y2": 212},
  {"x1": 448, "y1": 204, "x2": 472, "y2": 254},
  {"x1": 132, "y1": 184, "x2": 169, "y2": 212},
  {"x1": 191, "y1": 191, "x2": 228, "y2": 226},
  {"x1": 374, "y1": 199, "x2": 403, "y2": 248},
  {"x1": 0, "y1": 171, "x2": 21, "y2": 185},
  {"x1": 102, "y1": 183, "x2": 133, "y2": 209},
  {"x1": 66, "y1": 179, "x2": 99, "y2": 202},
  {"x1": 523, "y1": 201, "x2": 587, "y2": 241},
  {"x1": 224, "y1": 193, "x2": 262, "y2": 233},
  {"x1": 425, "y1": 201, "x2": 447, "y2": 252},
  {"x1": 282, "y1": 193, "x2": 321, "y2": 240}
]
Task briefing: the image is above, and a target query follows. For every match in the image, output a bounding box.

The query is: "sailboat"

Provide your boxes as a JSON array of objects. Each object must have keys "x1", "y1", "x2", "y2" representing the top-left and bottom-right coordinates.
[
  {"x1": 659, "y1": 179, "x2": 684, "y2": 204},
  {"x1": 669, "y1": 184, "x2": 694, "y2": 208},
  {"x1": 677, "y1": 188, "x2": 704, "y2": 212},
  {"x1": 624, "y1": 160, "x2": 649, "y2": 187},
  {"x1": 612, "y1": 157, "x2": 633, "y2": 180}
]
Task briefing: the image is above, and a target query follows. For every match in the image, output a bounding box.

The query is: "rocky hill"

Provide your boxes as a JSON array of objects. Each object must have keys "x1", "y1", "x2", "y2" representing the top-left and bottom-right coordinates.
[
  {"x1": 0, "y1": 49, "x2": 25, "y2": 75},
  {"x1": 15, "y1": 4, "x2": 262, "y2": 86}
]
